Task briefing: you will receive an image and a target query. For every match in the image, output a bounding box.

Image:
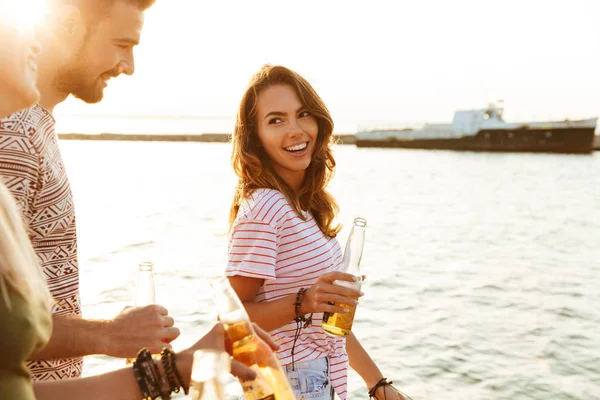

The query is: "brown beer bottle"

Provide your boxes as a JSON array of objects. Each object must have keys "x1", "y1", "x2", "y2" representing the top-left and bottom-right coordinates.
[
  {"x1": 210, "y1": 277, "x2": 295, "y2": 400},
  {"x1": 322, "y1": 217, "x2": 367, "y2": 336}
]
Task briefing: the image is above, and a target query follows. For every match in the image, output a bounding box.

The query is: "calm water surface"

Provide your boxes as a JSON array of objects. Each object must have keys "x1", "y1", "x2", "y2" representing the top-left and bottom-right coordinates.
[{"x1": 62, "y1": 141, "x2": 600, "y2": 399}]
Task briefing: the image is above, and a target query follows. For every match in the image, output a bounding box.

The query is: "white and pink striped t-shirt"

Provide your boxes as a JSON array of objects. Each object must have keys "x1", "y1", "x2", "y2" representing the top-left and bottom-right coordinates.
[{"x1": 226, "y1": 188, "x2": 349, "y2": 399}]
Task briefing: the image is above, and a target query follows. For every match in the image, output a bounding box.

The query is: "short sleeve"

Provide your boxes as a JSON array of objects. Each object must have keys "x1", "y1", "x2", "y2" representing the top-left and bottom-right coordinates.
[
  {"x1": 0, "y1": 116, "x2": 40, "y2": 230},
  {"x1": 226, "y1": 218, "x2": 277, "y2": 283}
]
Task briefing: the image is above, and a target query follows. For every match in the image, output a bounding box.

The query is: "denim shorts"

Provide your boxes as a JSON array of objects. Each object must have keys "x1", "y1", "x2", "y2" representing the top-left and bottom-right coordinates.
[
  {"x1": 238, "y1": 357, "x2": 334, "y2": 400},
  {"x1": 285, "y1": 357, "x2": 334, "y2": 400}
]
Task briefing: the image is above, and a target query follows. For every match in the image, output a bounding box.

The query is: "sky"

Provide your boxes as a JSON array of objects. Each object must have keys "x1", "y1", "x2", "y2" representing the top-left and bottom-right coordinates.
[{"x1": 52, "y1": 0, "x2": 600, "y2": 128}]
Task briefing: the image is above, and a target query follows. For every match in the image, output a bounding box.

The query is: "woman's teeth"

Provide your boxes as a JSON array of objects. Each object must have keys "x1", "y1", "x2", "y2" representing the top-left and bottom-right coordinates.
[{"x1": 285, "y1": 143, "x2": 308, "y2": 152}]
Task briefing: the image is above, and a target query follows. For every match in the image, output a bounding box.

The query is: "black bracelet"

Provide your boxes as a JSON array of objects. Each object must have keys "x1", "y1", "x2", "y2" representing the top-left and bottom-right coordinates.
[
  {"x1": 132, "y1": 360, "x2": 150, "y2": 399},
  {"x1": 368, "y1": 377, "x2": 394, "y2": 399},
  {"x1": 367, "y1": 377, "x2": 413, "y2": 400},
  {"x1": 136, "y1": 348, "x2": 171, "y2": 400},
  {"x1": 293, "y1": 287, "x2": 313, "y2": 328},
  {"x1": 165, "y1": 348, "x2": 189, "y2": 395},
  {"x1": 160, "y1": 348, "x2": 180, "y2": 394}
]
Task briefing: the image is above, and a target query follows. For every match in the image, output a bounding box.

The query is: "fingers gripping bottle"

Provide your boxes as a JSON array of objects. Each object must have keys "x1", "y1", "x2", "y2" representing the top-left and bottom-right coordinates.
[
  {"x1": 211, "y1": 277, "x2": 295, "y2": 400},
  {"x1": 322, "y1": 217, "x2": 367, "y2": 337}
]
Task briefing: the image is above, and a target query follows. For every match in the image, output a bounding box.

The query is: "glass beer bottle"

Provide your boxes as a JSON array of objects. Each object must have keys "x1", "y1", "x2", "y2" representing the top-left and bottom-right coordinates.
[
  {"x1": 126, "y1": 261, "x2": 156, "y2": 364},
  {"x1": 322, "y1": 217, "x2": 367, "y2": 337},
  {"x1": 210, "y1": 277, "x2": 295, "y2": 400},
  {"x1": 188, "y1": 349, "x2": 230, "y2": 400},
  {"x1": 135, "y1": 261, "x2": 156, "y2": 307}
]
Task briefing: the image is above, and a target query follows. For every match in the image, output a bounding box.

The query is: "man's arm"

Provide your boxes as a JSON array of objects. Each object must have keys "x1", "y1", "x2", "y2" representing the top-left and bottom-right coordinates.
[
  {"x1": 33, "y1": 323, "x2": 277, "y2": 400},
  {"x1": 29, "y1": 304, "x2": 181, "y2": 359}
]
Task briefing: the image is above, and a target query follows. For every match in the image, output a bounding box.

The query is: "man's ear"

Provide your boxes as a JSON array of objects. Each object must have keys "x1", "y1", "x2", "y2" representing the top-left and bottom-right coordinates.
[{"x1": 55, "y1": 4, "x2": 88, "y2": 41}]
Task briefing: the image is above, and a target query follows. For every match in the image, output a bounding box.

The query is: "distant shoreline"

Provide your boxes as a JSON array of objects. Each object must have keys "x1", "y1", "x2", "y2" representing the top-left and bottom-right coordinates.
[
  {"x1": 57, "y1": 132, "x2": 358, "y2": 144},
  {"x1": 57, "y1": 132, "x2": 599, "y2": 150}
]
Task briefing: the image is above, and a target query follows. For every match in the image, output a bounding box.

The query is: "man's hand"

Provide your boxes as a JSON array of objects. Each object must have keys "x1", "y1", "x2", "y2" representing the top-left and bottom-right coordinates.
[{"x1": 102, "y1": 304, "x2": 180, "y2": 357}]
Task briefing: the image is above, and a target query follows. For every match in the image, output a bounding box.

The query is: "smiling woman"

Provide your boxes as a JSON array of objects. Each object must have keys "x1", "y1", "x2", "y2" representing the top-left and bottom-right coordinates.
[{"x1": 224, "y1": 65, "x2": 410, "y2": 400}]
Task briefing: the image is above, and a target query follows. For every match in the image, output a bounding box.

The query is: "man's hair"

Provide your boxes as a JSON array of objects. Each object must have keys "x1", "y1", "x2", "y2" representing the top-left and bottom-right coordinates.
[
  {"x1": 90, "y1": 0, "x2": 156, "y2": 10},
  {"x1": 51, "y1": 0, "x2": 156, "y2": 22}
]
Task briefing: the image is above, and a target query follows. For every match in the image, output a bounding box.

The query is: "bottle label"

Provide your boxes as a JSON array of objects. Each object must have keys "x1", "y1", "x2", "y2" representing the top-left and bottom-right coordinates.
[{"x1": 241, "y1": 365, "x2": 276, "y2": 400}]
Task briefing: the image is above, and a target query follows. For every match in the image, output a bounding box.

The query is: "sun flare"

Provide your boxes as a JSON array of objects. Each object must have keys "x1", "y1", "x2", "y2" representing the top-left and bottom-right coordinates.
[{"x1": 1, "y1": 0, "x2": 49, "y2": 31}]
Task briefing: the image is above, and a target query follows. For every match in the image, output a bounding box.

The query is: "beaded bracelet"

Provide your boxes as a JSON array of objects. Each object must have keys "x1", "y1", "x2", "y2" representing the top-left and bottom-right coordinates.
[
  {"x1": 293, "y1": 287, "x2": 313, "y2": 328},
  {"x1": 132, "y1": 360, "x2": 150, "y2": 399},
  {"x1": 164, "y1": 347, "x2": 189, "y2": 395},
  {"x1": 138, "y1": 348, "x2": 167, "y2": 400},
  {"x1": 160, "y1": 348, "x2": 180, "y2": 394},
  {"x1": 133, "y1": 348, "x2": 173, "y2": 400},
  {"x1": 291, "y1": 287, "x2": 314, "y2": 371}
]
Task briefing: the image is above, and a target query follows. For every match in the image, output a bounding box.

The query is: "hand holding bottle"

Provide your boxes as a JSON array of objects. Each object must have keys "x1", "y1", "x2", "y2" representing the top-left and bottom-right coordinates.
[
  {"x1": 322, "y1": 217, "x2": 368, "y2": 336},
  {"x1": 104, "y1": 304, "x2": 181, "y2": 357},
  {"x1": 186, "y1": 326, "x2": 282, "y2": 399},
  {"x1": 119, "y1": 261, "x2": 180, "y2": 361},
  {"x1": 211, "y1": 276, "x2": 296, "y2": 399},
  {"x1": 183, "y1": 321, "x2": 280, "y2": 382},
  {"x1": 299, "y1": 271, "x2": 363, "y2": 315}
]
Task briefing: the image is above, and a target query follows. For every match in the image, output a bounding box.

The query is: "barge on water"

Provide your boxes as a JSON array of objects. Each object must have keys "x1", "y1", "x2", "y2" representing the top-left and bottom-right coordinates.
[{"x1": 356, "y1": 102, "x2": 597, "y2": 154}]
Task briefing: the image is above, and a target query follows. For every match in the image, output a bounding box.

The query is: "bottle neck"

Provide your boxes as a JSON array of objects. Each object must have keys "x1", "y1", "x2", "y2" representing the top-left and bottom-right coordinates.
[
  {"x1": 138, "y1": 261, "x2": 154, "y2": 273},
  {"x1": 342, "y1": 222, "x2": 366, "y2": 275},
  {"x1": 135, "y1": 272, "x2": 155, "y2": 306},
  {"x1": 211, "y1": 277, "x2": 253, "y2": 324}
]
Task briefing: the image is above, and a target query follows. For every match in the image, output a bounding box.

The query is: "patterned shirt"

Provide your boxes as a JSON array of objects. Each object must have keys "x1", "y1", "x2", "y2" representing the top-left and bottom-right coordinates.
[
  {"x1": 226, "y1": 188, "x2": 349, "y2": 399},
  {"x1": 0, "y1": 104, "x2": 82, "y2": 380}
]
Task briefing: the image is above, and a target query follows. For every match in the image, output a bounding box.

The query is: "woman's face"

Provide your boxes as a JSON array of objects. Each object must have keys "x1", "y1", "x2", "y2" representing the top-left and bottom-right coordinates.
[
  {"x1": 255, "y1": 84, "x2": 319, "y2": 190},
  {"x1": 0, "y1": 5, "x2": 41, "y2": 118}
]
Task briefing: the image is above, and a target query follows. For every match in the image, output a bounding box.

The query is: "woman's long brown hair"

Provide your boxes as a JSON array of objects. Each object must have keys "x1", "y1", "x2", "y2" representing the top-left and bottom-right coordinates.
[{"x1": 229, "y1": 65, "x2": 341, "y2": 238}]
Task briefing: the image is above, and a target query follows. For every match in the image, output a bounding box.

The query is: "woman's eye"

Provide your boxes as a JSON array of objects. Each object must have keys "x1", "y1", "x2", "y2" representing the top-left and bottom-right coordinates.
[
  {"x1": 299, "y1": 111, "x2": 311, "y2": 118},
  {"x1": 268, "y1": 118, "x2": 282, "y2": 125}
]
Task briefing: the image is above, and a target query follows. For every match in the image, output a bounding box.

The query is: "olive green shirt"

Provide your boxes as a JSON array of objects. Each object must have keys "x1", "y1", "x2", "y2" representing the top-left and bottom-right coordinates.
[{"x1": 0, "y1": 284, "x2": 52, "y2": 399}]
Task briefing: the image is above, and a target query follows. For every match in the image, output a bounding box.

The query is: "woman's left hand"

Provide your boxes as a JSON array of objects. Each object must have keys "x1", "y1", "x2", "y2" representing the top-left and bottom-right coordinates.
[{"x1": 373, "y1": 384, "x2": 409, "y2": 400}]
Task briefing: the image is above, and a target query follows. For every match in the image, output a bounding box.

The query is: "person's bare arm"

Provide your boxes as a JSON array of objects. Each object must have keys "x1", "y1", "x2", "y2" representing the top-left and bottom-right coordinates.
[
  {"x1": 347, "y1": 332, "x2": 407, "y2": 400},
  {"x1": 30, "y1": 305, "x2": 180, "y2": 359},
  {"x1": 33, "y1": 323, "x2": 279, "y2": 400},
  {"x1": 228, "y1": 272, "x2": 361, "y2": 332}
]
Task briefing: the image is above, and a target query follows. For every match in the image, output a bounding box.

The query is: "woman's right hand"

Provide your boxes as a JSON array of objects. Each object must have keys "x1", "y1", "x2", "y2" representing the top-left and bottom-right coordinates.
[
  {"x1": 182, "y1": 322, "x2": 279, "y2": 382},
  {"x1": 300, "y1": 271, "x2": 364, "y2": 315}
]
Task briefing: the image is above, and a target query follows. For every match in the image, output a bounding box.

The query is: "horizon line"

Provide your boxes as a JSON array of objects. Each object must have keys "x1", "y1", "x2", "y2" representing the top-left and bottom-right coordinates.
[{"x1": 55, "y1": 113, "x2": 237, "y2": 120}]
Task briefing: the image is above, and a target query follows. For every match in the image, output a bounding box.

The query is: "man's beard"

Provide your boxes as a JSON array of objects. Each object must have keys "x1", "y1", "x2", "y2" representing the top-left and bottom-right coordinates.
[
  {"x1": 54, "y1": 41, "x2": 117, "y2": 104},
  {"x1": 55, "y1": 61, "x2": 105, "y2": 104}
]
